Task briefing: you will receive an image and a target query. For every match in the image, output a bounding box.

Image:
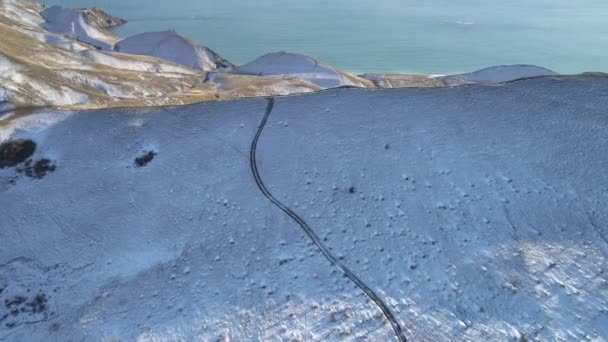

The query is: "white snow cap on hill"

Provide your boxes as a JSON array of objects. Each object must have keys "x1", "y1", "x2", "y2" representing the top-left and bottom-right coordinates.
[
  {"x1": 236, "y1": 51, "x2": 370, "y2": 89},
  {"x1": 39, "y1": 5, "x2": 116, "y2": 51},
  {"x1": 115, "y1": 30, "x2": 233, "y2": 71},
  {"x1": 440, "y1": 65, "x2": 557, "y2": 85}
]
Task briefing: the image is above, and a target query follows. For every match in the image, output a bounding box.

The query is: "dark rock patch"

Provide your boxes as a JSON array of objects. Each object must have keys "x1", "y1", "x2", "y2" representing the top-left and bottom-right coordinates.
[
  {"x1": 83, "y1": 7, "x2": 127, "y2": 29},
  {"x1": 135, "y1": 151, "x2": 157, "y2": 168},
  {"x1": 0, "y1": 139, "x2": 36, "y2": 168},
  {"x1": 26, "y1": 294, "x2": 47, "y2": 314},
  {"x1": 1, "y1": 293, "x2": 49, "y2": 328},
  {"x1": 4, "y1": 296, "x2": 26, "y2": 308},
  {"x1": 348, "y1": 186, "x2": 356, "y2": 193},
  {"x1": 16, "y1": 159, "x2": 57, "y2": 179},
  {"x1": 32, "y1": 159, "x2": 56, "y2": 179}
]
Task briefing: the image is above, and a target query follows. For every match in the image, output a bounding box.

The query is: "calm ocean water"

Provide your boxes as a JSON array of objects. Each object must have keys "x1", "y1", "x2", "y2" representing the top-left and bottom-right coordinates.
[{"x1": 41, "y1": 0, "x2": 608, "y2": 74}]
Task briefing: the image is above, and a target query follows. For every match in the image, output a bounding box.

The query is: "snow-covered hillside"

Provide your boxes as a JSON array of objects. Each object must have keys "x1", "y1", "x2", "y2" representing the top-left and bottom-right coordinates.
[
  {"x1": 361, "y1": 65, "x2": 558, "y2": 88},
  {"x1": 40, "y1": 5, "x2": 117, "y2": 51},
  {"x1": 115, "y1": 30, "x2": 234, "y2": 71},
  {"x1": 236, "y1": 52, "x2": 373, "y2": 88},
  {"x1": 439, "y1": 65, "x2": 558, "y2": 85},
  {"x1": 1, "y1": 76, "x2": 606, "y2": 341},
  {"x1": 0, "y1": 0, "x2": 328, "y2": 109}
]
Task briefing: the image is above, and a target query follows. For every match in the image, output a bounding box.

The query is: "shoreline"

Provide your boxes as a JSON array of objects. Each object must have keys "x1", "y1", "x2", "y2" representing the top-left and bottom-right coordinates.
[{"x1": 0, "y1": 0, "x2": 605, "y2": 112}]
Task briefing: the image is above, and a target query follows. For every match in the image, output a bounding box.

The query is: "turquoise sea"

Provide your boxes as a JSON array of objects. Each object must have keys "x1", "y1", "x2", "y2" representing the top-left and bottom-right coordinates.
[{"x1": 41, "y1": 0, "x2": 608, "y2": 74}]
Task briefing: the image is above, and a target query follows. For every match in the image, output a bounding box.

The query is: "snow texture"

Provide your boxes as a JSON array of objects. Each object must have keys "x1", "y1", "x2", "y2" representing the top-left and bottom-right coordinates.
[
  {"x1": 0, "y1": 54, "x2": 84, "y2": 107},
  {"x1": 59, "y1": 71, "x2": 126, "y2": 99},
  {"x1": 115, "y1": 30, "x2": 233, "y2": 71},
  {"x1": 21, "y1": 29, "x2": 90, "y2": 52},
  {"x1": 39, "y1": 5, "x2": 115, "y2": 51},
  {"x1": 1, "y1": 76, "x2": 607, "y2": 341},
  {"x1": 78, "y1": 49, "x2": 196, "y2": 74},
  {"x1": 0, "y1": 53, "x2": 90, "y2": 107},
  {"x1": 237, "y1": 52, "x2": 369, "y2": 89}
]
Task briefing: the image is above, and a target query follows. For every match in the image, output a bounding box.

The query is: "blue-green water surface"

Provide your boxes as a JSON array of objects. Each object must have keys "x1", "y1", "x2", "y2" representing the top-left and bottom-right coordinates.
[{"x1": 41, "y1": 0, "x2": 608, "y2": 74}]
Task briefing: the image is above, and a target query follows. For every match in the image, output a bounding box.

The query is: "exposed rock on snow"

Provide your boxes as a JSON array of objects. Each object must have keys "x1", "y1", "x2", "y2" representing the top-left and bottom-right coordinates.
[
  {"x1": 115, "y1": 30, "x2": 234, "y2": 71},
  {"x1": 39, "y1": 5, "x2": 117, "y2": 50},
  {"x1": 236, "y1": 52, "x2": 373, "y2": 89},
  {"x1": 0, "y1": 139, "x2": 36, "y2": 168},
  {"x1": 439, "y1": 65, "x2": 557, "y2": 85},
  {"x1": 80, "y1": 7, "x2": 126, "y2": 29},
  {"x1": 1, "y1": 76, "x2": 607, "y2": 341}
]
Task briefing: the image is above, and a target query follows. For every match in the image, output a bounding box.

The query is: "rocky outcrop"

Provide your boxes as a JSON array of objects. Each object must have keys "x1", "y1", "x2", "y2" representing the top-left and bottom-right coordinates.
[{"x1": 80, "y1": 7, "x2": 126, "y2": 29}]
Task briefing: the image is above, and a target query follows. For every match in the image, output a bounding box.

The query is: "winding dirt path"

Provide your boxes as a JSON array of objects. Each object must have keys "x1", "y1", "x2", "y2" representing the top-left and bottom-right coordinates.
[{"x1": 249, "y1": 97, "x2": 408, "y2": 342}]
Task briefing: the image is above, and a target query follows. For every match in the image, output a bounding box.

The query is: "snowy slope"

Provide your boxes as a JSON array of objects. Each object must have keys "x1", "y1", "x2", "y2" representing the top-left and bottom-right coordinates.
[
  {"x1": 21, "y1": 29, "x2": 91, "y2": 52},
  {"x1": 237, "y1": 52, "x2": 373, "y2": 89},
  {"x1": 115, "y1": 30, "x2": 233, "y2": 71},
  {"x1": 1, "y1": 76, "x2": 607, "y2": 341},
  {"x1": 362, "y1": 65, "x2": 558, "y2": 88},
  {"x1": 39, "y1": 5, "x2": 117, "y2": 51},
  {"x1": 439, "y1": 65, "x2": 557, "y2": 85}
]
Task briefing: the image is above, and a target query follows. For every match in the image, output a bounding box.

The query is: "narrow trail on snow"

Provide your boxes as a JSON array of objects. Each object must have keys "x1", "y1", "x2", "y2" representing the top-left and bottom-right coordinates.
[{"x1": 249, "y1": 97, "x2": 408, "y2": 342}]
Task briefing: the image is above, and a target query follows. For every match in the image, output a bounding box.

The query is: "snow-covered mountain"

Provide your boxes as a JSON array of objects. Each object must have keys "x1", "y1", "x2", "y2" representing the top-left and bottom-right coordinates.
[
  {"x1": 0, "y1": 0, "x2": 323, "y2": 109},
  {"x1": 235, "y1": 52, "x2": 373, "y2": 88},
  {"x1": 360, "y1": 65, "x2": 558, "y2": 88},
  {"x1": 439, "y1": 65, "x2": 558, "y2": 85},
  {"x1": 1, "y1": 75, "x2": 607, "y2": 341},
  {"x1": 115, "y1": 30, "x2": 234, "y2": 71},
  {"x1": 40, "y1": 5, "x2": 117, "y2": 51}
]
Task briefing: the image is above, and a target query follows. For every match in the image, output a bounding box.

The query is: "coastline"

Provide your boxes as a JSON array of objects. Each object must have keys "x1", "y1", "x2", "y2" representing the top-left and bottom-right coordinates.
[{"x1": 3, "y1": 0, "x2": 604, "y2": 112}]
